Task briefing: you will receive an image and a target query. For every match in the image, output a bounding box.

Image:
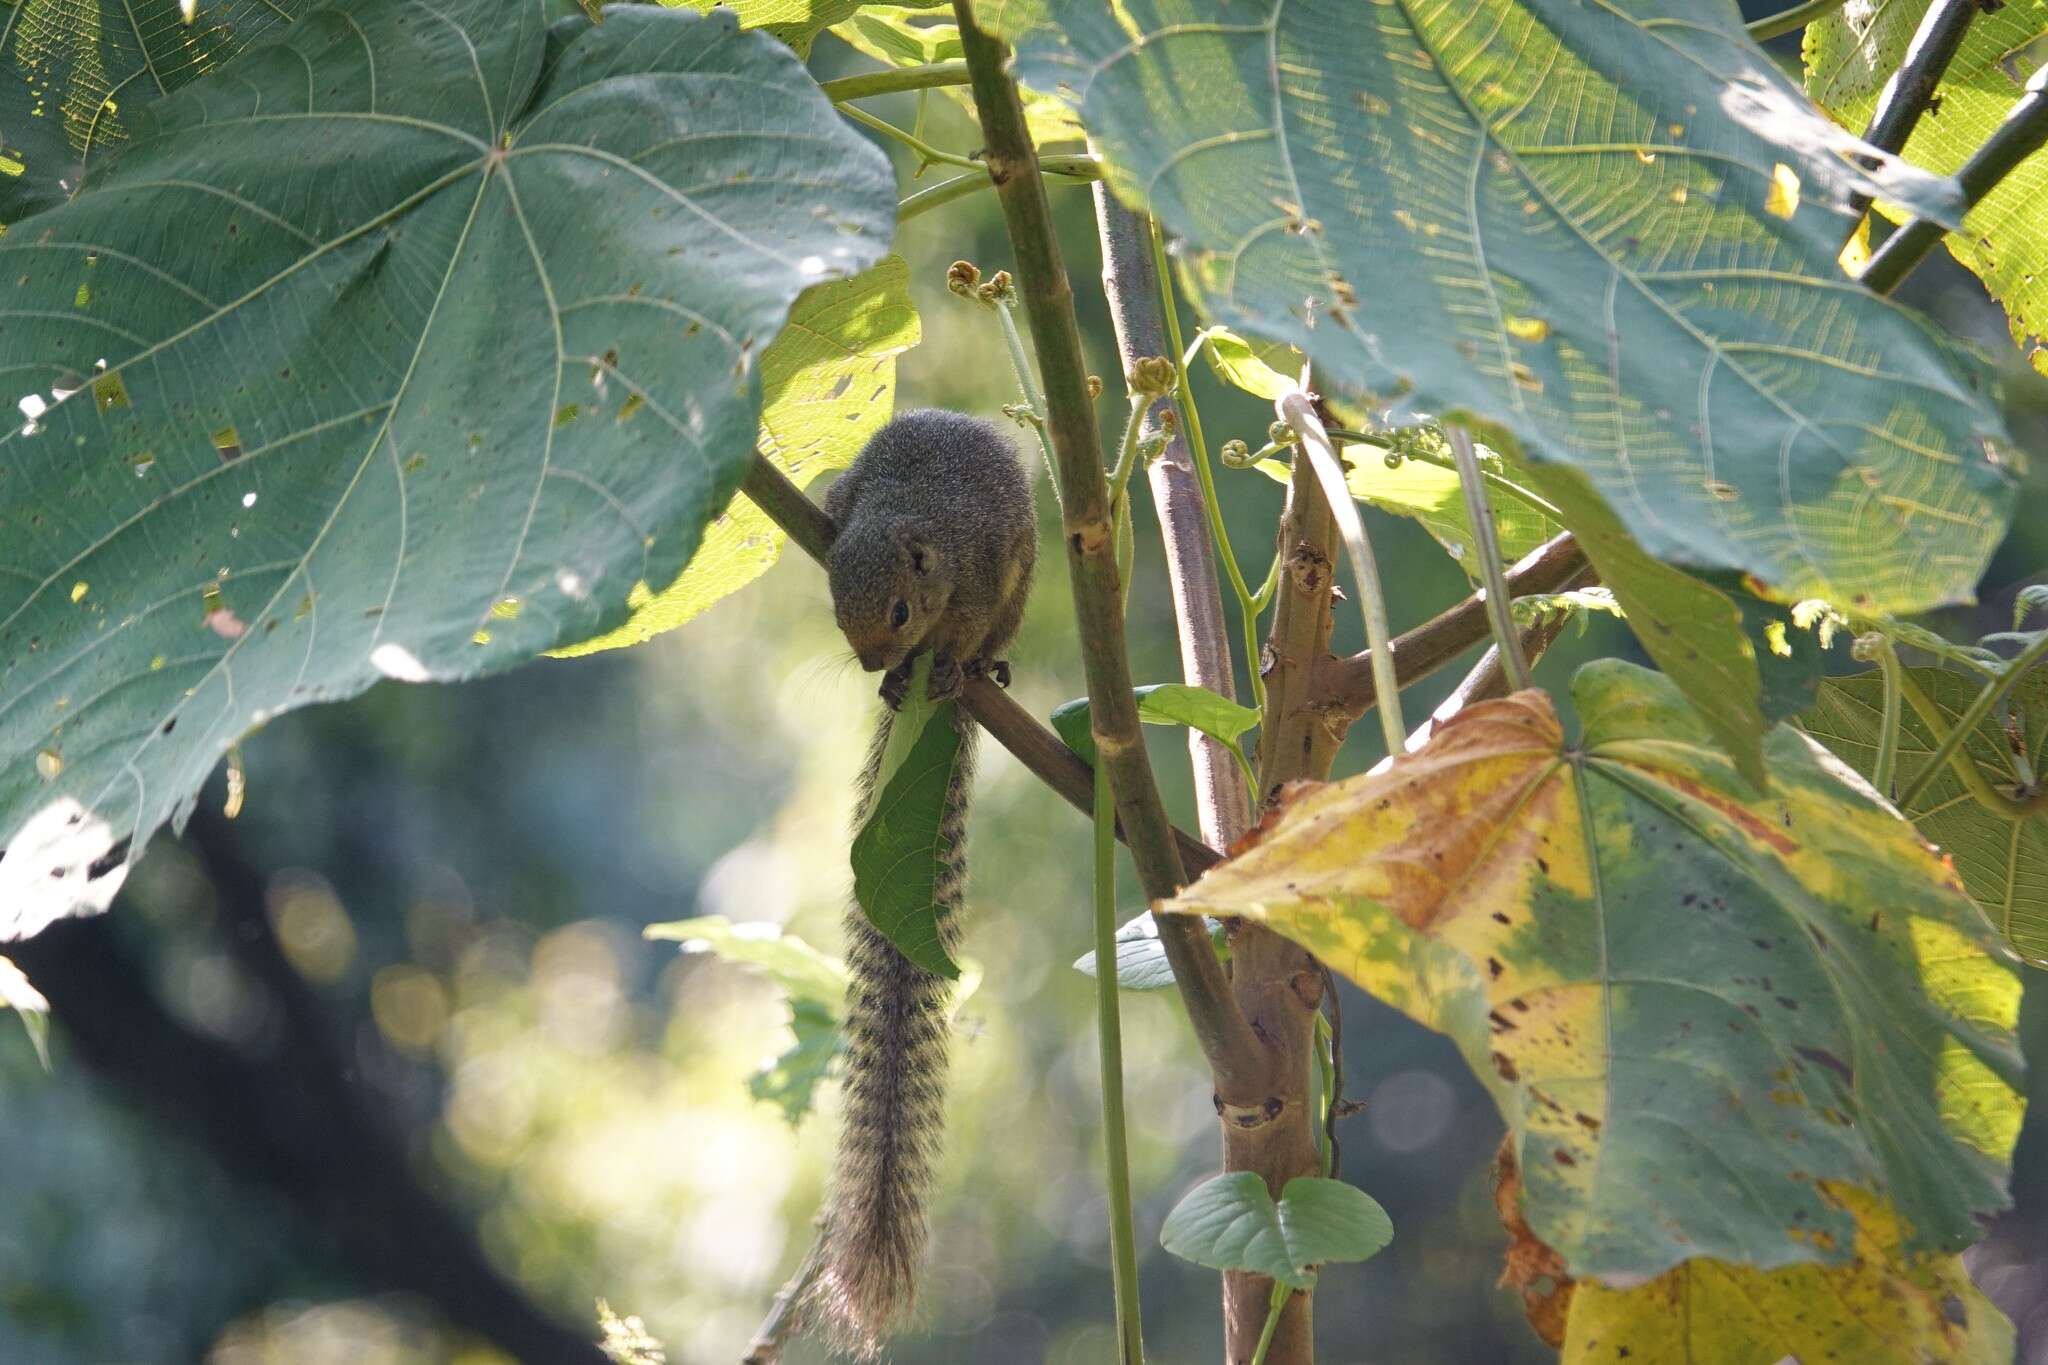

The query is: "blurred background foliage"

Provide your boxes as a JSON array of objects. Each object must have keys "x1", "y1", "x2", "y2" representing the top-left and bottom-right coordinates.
[{"x1": 4, "y1": 7, "x2": 2048, "y2": 1364}]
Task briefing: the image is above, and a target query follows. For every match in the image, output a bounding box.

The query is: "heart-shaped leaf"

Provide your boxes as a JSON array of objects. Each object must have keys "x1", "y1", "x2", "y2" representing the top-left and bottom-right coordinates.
[
  {"x1": 1159, "y1": 1172, "x2": 1393, "y2": 1289},
  {"x1": 1014, "y1": 0, "x2": 2013, "y2": 613},
  {"x1": 1050, "y1": 683, "x2": 1258, "y2": 766},
  {"x1": 0, "y1": 1, "x2": 895, "y2": 937},
  {"x1": 1166, "y1": 661, "x2": 2022, "y2": 1282}
]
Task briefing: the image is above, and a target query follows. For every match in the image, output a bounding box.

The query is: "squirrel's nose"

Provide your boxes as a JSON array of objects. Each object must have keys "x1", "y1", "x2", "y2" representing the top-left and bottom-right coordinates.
[{"x1": 856, "y1": 648, "x2": 886, "y2": 672}]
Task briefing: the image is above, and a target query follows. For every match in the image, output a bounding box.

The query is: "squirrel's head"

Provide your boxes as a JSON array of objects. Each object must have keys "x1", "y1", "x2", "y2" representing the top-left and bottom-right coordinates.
[{"x1": 829, "y1": 520, "x2": 954, "y2": 673}]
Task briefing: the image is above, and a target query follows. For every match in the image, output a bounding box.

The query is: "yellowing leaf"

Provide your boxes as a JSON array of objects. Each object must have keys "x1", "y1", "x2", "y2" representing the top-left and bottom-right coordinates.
[
  {"x1": 1166, "y1": 661, "x2": 2022, "y2": 1284},
  {"x1": 1564, "y1": 1185, "x2": 2012, "y2": 1365},
  {"x1": 831, "y1": 6, "x2": 1085, "y2": 147},
  {"x1": 552, "y1": 257, "x2": 919, "y2": 656}
]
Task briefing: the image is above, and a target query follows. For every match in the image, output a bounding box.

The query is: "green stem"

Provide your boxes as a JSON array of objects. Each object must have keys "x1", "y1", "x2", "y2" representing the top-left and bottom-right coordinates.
[
  {"x1": 1862, "y1": 67, "x2": 2048, "y2": 295},
  {"x1": 1746, "y1": 0, "x2": 1848, "y2": 42},
  {"x1": 1280, "y1": 391, "x2": 1408, "y2": 755},
  {"x1": 1894, "y1": 629, "x2": 2048, "y2": 811},
  {"x1": 1146, "y1": 219, "x2": 1265, "y2": 711},
  {"x1": 1873, "y1": 640, "x2": 1904, "y2": 798},
  {"x1": 1894, "y1": 664, "x2": 2048, "y2": 818},
  {"x1": 992, "y1": 295, "x2": 1063, "y2": 503},
  {"x1": 897, "y1": 155, "x2": 1103, "y2": 223},
  {"x1": 1313, "y1": 1011, "x2": 1335, "y2": 1177},
  {"x1": 1445, "y1": 426, "x2": 1530, "y2": 691},
  {"x1": 820, "y1": 60, "x2": 972, "y2": 103},
  {"x1": 1093, "y1": 766, "x2": 1147, "y2": 1365},
  {"x1": 1249, "y1": 1283, "x2": 1292, "y2": 1365},
  {"x1": 838, "y1": 102, "x2": 981, "y2": 171}
]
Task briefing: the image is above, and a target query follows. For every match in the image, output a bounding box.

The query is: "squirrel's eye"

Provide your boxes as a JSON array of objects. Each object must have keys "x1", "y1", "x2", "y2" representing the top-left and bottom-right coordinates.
[{"x1": 890, "y1": 599, "x2": 910, "y2": 629}]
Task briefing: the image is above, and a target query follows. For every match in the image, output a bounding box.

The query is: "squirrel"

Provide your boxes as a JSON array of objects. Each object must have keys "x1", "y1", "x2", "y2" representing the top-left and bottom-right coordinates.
[{"x1": 808, "y1": 409, "x2": 1037, "y2": 1357}]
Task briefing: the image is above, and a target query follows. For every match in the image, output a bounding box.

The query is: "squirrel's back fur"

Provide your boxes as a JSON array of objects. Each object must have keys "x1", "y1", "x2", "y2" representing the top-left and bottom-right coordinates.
[{"x1": 809, "y1": 410, "x2": 1034, "y2": 1357}]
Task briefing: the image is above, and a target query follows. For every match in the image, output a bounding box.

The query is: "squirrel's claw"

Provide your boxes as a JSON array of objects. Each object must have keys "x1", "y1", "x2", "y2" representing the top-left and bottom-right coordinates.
[
  {"x1": 879, "y1": 666, "x2": 911, "y2": 711},
  {"x1": 928, "y1": 656, "x2": 964, "y2": 702},
  {"x1": 964, "y1": 657, "x2": 1012, "y2": 689}
]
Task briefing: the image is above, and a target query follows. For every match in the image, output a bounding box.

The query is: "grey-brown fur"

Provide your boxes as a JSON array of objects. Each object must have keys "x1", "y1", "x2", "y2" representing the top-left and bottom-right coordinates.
[{"x1": 809, "y1": 411, "x2": 1036, "y2": 1356}]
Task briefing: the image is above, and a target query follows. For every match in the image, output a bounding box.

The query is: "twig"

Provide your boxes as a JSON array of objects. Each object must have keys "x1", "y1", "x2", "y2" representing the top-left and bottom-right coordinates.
[
  {"x1": 1859, "y1": 0, "x2": 1981, "y2": 163},
  {"x1": 1315, "y1": 532, "x2": 1588, "y2": 719},
  {"x1": 1893, "y1": 631, "x2": 2048, "y2": 815},
  {"x1": 898, "y1": 155, "x2": 1101, "y2": 222},
  {"x1": 1747, "y1": 0, "x2": 1848, "y2": 42},
  {"x1": 1093, "y1": 190, "x2": 1252, "y2": 847},
  {"x1": 1862, "y1": 66, "x2": 2048, "y2": 294},
  {"x1": 740, "y1": 452, "x2": 1219, "y2": 873},
  {"x1": 838, "y1": 101, "x2": 982, "y2": 171},
  {"x1": 741, "y1": 1242, "x2": 824, "y2": 1364},
  {"x1": 820, "y1": 61, "x2": 971, "y2": 103}
]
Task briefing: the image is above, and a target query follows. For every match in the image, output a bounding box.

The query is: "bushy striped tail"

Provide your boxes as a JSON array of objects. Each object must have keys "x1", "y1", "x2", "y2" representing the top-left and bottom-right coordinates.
[{"x1": 809, "y1": 705, "x2": 976, "y2": 1358}]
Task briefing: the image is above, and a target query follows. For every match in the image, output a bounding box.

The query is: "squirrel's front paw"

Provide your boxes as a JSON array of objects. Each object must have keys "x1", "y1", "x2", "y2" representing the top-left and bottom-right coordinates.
[
  {"x1": 928, "y1": 656, "x2": 964, "y2": 701},
  {"x1": 879, "y1": 666, "x2": 911, "y2": 711},
  {"x1": 964, "y1": 658, "x2": 1013, "y2": 689}
]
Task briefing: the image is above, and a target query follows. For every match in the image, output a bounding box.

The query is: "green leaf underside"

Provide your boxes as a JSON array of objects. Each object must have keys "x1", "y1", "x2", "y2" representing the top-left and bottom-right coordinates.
[
  {"x1": 0, "y1": 1, "x2": 895, "y2": 937},
  {"x1": 1159, "y1": 1172, "x2": 1393, "y2": 1289},
  {"x1": 1073, "y1": 910, "x2": 1227, "y2": 988},
  {"x1": 1806, "y1": 1, "x2": 2048, "y2": 372},
  {"x1": 1802, "y1": 667, "x2": 2048, "y2": 962},
  {"x1": 0, "y1": 0, "x2": 309, "y2": 224},
  {"x1": 1015, "y1": 0, "x2": 2013, "y2": 613},
  {"x1": 1168, "y1": 662, "x2": 2022, "y2": 1282},
  {"x1": 552, "y1": 255, "x2": 920, "y2": 655},
  {"x1": 851, "y1": 689, "x2": 966, "y2": 979},
  {"x1": 1050, "y1": 683, "x2": 1258, "y2": 767}
]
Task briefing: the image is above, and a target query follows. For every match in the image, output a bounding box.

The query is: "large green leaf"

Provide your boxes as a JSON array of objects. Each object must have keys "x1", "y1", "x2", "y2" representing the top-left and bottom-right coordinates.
[
  {"x1": 1807, "y1": 1, "x2": 2048, "y2": 374},
  {"x1": 0, "y1": 0, "x2": 306, "y2": 223},
  {"x1": 0, "y1": 0, "x2": 895, "y2": 937},
  {"x1": 1014, "y1": 0, "x2": 2014, "y2": 613},
  {"x1": 1802, "y1": 666, "x2": 2048, "y2": 962},
  {"x1": 553, "y1": 256, "x2": 919, "y2": 655},
  {"x1": 1166, "y1": 662, "x2": 2023, "y2": 1282}
]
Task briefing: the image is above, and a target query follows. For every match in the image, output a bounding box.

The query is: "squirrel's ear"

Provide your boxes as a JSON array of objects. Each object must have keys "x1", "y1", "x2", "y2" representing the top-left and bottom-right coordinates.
[{"x1": 895, "y1": 526, "x2": 939, "y2": 576}]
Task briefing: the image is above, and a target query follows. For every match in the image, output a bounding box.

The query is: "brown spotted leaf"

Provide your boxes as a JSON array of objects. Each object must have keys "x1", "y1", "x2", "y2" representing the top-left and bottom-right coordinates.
[{"x1": 1166, "y1": 661, "x2": 2022, "y2": 1283}]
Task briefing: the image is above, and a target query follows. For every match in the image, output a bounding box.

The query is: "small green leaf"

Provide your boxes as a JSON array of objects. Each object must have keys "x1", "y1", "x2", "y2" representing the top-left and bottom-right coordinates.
[
  {"x1": 1051, "y1": 683, "x2": 1260, "y2": 767},
  {"x1": 749, "y1": 997, "x2": 843, "y2": 1126},
  {"x1": 0, "y1": 956, "x2": 51, "y2": 1071},
  {"x1": 1159, "y1": 1172, "x2": 1393, "y2": 1288},
  {"x1": 1073, "y1": 911, "x2": 1228, "y2": 989},
  {"x1": 831, "y1": 4, "x2": 1085, "y2": 145},
  {"x1": 1200, "y1": 326, "x2": 1302, "y2": 401},
  {"x1": 852, "y1": 661, "x2": 966, "y2": 980},
  {"x1": 645, "y1": 915, "x2": 846, "y2": 1008}
]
